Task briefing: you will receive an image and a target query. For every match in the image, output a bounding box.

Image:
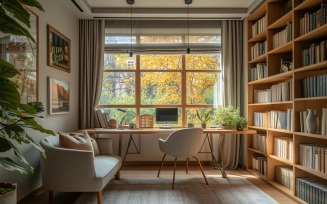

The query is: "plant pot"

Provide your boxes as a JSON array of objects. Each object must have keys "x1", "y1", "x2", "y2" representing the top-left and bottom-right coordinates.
[
  {"x1": 201, "y1": 123, "x2": 207, "y2": 129},
  {"x1": 0, "y1": 183, "x2": 17, "y2": 204},
  {"x1": 187, "y1": 123, "x2": 194, "y2": 128},
  {"x1": 236, "y1": 124, "x2": 243, "y2": 131}
]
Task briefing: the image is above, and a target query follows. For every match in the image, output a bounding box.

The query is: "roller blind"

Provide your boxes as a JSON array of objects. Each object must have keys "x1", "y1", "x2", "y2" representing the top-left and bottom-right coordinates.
[{"x1": 104, "y1": 20, "x2": 221, "y2": 54}]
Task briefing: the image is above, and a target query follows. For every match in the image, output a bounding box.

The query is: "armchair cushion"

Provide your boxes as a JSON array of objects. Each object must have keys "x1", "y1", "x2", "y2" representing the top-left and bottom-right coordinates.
[
  {"x1": 59, "y1": 131, "x2": 93, "y2": 152},
  {"x1": 69, "y1": 131, "x2": 100, "y2": 156}
]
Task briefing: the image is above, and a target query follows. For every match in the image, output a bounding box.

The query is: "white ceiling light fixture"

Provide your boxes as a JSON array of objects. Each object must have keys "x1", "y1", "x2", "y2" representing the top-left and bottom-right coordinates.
[
  {"x1": 185, "y1": 0, "x2": 192, "y2": 54},
  {"x1": 127, "y1": 0, "x2": 134, "y2": 57}
]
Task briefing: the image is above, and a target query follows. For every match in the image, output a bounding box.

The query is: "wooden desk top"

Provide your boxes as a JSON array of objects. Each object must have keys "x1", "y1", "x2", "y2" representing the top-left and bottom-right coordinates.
[{"x1": 84, "y1": 128, "x2": 257, "y2": 135}]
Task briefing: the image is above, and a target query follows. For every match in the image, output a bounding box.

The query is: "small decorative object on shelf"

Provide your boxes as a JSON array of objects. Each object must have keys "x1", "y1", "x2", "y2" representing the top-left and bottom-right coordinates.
[
  {"x1": 108, "y1": 118, "x2": 118, "y2": 128},
  {"x1": 306, "y1": 108, "x2": 319, "y2": 134}
]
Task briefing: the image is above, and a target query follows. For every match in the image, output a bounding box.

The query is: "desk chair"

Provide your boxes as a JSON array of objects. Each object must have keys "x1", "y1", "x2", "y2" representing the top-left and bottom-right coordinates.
[
  {"x1": 139, "y1": 114, "x2": 154, "y2": 128},
  {"x1": 157, "y1": 128, "x2": 208, "y2": 189}
]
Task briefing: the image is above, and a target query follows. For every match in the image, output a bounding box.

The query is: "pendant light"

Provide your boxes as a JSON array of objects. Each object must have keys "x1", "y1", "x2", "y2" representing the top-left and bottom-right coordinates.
[
  {"x1": 185, "y1": 0, "x2": 192, "y2": 54},
  {"x1": 127, "y1": 0, "x2": 134, "y2": 57}
]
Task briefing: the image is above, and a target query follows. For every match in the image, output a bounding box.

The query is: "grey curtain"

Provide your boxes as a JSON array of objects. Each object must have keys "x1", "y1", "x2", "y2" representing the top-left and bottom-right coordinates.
[
  {"x1": 220, "y1": 20, "x2": 244, "y2": 169},
  {"x1": 79, "y1": 20, "x2": 105, "y2": 129}
]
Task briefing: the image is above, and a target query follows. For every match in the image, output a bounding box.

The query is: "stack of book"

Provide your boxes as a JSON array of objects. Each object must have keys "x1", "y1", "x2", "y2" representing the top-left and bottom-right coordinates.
[
  {"x1": 275, "y1": 166, "x2": 293, "y2": 190},
  {"x1": 252, "y1": 134, "x2": 267, "y2": 153},
  {"x1": 253, "y1": 112, "x2": 267, "y2": 127},
  {"x1": 248, "y1": 63, "x2": 267, "y2": 81},
  {"x1": 253, "y1": 81, "x2": 292, "y2": 103},
  {"x1": 272, "y1": 22, "x2": 292, "y2": 49},
  {"x1": 251, "y1": 41, "x2": 267, "y2": 60},
  {"x1": 299, "y1": 3, "x2": 327, "y2": 35},
  {"x1": 267, "y1": 109, "x2": 293, "y2": 131},
  {"x1": 299, "y1": 144, "x2": 327, "y2": 172},
  {"x1": 274, "y1": 137, "x2": 293, "y2": 161},
  {"x1": 284, "y1": 0, "x2": 292, "y2": 14},
  {"x1": 302, "y1": 40, "x2": 327, "y2": 67},
  {"x1": 251, "y1": 14, "x2": 267, "y2": 37},
  {"x1": 253, "y1": 89, "x2": 271, "y2": 103},
  {"x1": 296, "y1": 178, "x2": 327, "y2": 203},
  {"x1": 322, "y1": 108, "x2": 327, "y2": 136},
  {"x1": 252, "y1": 154, "x2": 267, "y2": 176},
  {"x1": 301, "y1": 74, "x2": 327, "y2": 98},
  {"x1": 95, "y1": 109, "x2": 109, "y2": 128}
]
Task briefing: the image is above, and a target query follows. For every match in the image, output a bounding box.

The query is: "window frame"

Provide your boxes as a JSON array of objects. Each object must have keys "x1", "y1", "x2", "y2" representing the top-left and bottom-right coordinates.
[{"x1": 98, "y1": 53, "x2": 222, "y2": 127}]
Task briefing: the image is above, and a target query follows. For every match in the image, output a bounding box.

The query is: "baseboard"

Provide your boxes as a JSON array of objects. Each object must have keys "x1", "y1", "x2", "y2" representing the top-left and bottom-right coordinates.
[{"x1": 123, "y1": 160, "x2": 212, "y2": 167}]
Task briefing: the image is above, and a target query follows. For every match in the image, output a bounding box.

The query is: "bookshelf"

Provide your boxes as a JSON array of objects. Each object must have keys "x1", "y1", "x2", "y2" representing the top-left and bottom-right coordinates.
[{"x1": 246, "y1": 0, "x2": 327, "y2": 202}]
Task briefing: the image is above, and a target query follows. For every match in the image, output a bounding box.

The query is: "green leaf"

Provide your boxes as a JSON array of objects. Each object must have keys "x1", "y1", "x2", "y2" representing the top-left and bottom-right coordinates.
[
  {"x1": 0, "y1": 156, "x2": 27, "y2": 174},
  {"x1": 27, "y1": 102, "x2": 45, "y2": 113},
  {"x1": 18, "y1": 0, "x2": 45, "y2": 12},
  {"x1": 5, "y1": 139, "x2": 30, "y2": 167},
  {"x1": 0, "y1": 59, "x2": 20, "y2": 79},
  {"x1": 0, "y1": 14, "x2": 35, "y2": 43},
  {"x1": 0, "y1": 81, "x2": 21, "y2": 109},
  {"x1": 20, "y1": 104, "x2": 37, "y2": 114},
  {"x1": 23, "y1": 119, "x2": 55, "y2": 135},
  {"x1": 1, "y1": 0, "x2": 31, "y2": 27},
  {"x1": 0, "y1": 137, "x2": 12, "y2": 152},
  {"x1": 25, "y1": 134, "x2": 45, "y2": 154}
]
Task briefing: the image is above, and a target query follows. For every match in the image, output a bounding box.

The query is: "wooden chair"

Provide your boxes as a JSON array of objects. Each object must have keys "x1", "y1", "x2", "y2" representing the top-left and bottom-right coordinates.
[{"x1": 139, "y1": 114, "x2": 154, "y2": 128}]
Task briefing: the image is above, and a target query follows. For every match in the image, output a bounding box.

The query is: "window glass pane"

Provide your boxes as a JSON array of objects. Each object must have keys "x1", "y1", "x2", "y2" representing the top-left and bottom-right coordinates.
[
  {"x1": 140, "y1": 55, "x2": 182, "y2": 70},
  {"x1": 141, "y1": 72, "x2": 181, "y2": 105},
  {"x1": 140, "y1": 108, "x2": 182, "y2": 127},
  {"x1": 186, "y1": 108, "x2": 215, "y2": 126},
  {"x1": 189, "y1": 36, "x2": 221, "y2": 44},
  {"x1": 99, "y1": 72, "x2": 135, "y2": 105},
  {"x1": 140, "y1": 36, "x2": 182, "y2": 44},
  {"x1": 186, "y1": 54, "x2": 221, "y2": 70},
  {"x1": 186, "y1": 72, "x2": 220, "y2": 105},
  {"x1": 104, "y1": 54, "x2": 136, "y2": 70},
  {"x1": 105, "y1": 35, "x2": 136, "y2": 44},
  {"x1": 102, "y1": 108, "x2": 136, "y2": 125}
]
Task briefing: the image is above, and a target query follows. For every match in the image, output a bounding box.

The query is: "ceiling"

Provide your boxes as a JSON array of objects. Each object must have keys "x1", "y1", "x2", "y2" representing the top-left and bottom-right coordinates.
[{"x1": 72, "y1": 0, "x2": 262, "y2": 19}]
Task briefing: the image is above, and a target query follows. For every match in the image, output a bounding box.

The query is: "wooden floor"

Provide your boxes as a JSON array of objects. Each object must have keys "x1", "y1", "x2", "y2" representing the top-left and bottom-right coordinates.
[{"x1": 19, "y1": 166, "x2": 297, "y2": 204}]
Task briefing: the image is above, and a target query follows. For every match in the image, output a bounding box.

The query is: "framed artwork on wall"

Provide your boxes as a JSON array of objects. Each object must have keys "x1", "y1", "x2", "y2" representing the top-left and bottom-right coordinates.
[
  {"x1": 48, "y1": 77, "x2": 70, "y2": 115},
  {"x1": 0, "y1": 8, "x2": 39, "y2": 103},
  {"x1": 47, "y1": 25, "x2": 70, "y2": 72}
]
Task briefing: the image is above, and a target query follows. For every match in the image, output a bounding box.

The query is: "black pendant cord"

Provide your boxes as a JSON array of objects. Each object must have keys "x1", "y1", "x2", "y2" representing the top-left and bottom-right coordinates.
[
  {"x1": 130, "y1": 4, "x2": 133, "y2": 57},
  {"x1": 187, "y1": 4, "x2": 190, "y2": 54}
]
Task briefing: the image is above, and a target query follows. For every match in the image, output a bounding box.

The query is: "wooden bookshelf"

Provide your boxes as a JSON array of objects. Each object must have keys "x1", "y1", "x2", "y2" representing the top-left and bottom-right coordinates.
[{"x1": 246, "y1": 0, "x2": 327, "y2": 202}]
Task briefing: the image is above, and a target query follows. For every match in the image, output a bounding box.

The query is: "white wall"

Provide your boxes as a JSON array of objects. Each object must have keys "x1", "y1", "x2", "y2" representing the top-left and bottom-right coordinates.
[{"x1": 0, "y1": 0, "x2": 80, "y2": 200}]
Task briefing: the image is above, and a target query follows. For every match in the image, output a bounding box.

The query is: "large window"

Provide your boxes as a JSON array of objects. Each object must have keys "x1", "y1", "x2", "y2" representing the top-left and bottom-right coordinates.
[{"x1": 99, "y1": 20, "x2": 222, "y2": 127}]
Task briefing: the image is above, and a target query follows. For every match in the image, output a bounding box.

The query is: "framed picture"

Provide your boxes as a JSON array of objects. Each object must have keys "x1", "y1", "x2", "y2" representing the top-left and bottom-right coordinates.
[
  {"x1": 48, "y1": 77, "x2": 70, "y2": 115},
  {"x1": 47, "y1": 25, "x2": 70, "y2": 72},
  {"x1": 0, "y1": 8, "x2": 39, "y2": 103}
]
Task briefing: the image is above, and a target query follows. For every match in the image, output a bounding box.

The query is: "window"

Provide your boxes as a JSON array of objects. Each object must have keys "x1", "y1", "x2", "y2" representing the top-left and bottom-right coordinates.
[{"x1": 99, "y1": 20, "x2": 222, "y2": 127}]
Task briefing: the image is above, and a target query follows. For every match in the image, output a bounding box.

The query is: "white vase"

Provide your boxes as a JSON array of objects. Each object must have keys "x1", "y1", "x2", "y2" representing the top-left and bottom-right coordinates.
[
  {"x1": 306, "y1": 109, "x2": 319, "y2": 134},
  {"x1": 322, "y1": 108, "x2": 327, "y2": 136}
]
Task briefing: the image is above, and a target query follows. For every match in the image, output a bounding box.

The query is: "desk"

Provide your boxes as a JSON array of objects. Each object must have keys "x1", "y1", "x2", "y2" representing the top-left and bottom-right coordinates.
[{"x1": 85, "y1": 128, "x2": 256, "y2": 178}]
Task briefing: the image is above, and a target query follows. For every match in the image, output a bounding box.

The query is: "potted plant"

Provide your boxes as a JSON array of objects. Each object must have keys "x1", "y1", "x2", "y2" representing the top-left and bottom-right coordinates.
[
  {"x1": 235, "y1": 117, "x2": 248, "y2": 131},
  {"x1": 196, "y1": 109, "x2": 211, "y2": 129},
  {"x1": 0, "y1": 183, "x2": 17, "y2": 203},
  {"x1": 213, "y1": 106, "x2": 247, "y2": 130},
  {"x1": 0, "y1": 0, "x2": 55, "y2": 191}
]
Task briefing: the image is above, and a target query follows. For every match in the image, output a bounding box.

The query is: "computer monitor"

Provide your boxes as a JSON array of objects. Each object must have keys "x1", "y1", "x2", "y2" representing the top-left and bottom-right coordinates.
[{"x1": 155, "y1": 108, "x2": 178, "y2": 129}]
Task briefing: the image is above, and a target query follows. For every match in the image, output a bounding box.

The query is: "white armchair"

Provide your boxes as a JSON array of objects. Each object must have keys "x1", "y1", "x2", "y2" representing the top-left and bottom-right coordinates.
[
  {"x1": 40, "y1": 136, "x2": 122, "y2": 204},
  {"x1": 157, "y1": 128, "x2": 208, "y2": 189}
]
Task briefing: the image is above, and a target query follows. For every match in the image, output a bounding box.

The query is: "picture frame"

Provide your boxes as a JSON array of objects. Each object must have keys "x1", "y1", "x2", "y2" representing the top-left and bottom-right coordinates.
[
  {"x1": 48, "y1": 77, "x2": 70, "y2": 115},
  {"x1": 47, "y1": 25, "x2": 71, "y2": 72}
]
